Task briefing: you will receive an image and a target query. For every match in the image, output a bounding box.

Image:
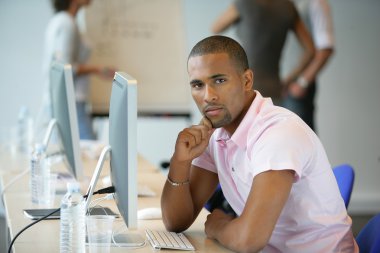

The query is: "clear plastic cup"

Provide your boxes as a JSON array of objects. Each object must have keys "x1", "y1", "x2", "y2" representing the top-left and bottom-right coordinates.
[{"x1": 86, "y1": 215, "x2": 115, "y2": 253}]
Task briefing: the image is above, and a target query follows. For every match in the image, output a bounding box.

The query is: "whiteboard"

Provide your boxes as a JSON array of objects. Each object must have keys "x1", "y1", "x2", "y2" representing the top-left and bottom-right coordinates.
[{"x1": 84, "y1": 0, "x2": 190, "y2": 114}]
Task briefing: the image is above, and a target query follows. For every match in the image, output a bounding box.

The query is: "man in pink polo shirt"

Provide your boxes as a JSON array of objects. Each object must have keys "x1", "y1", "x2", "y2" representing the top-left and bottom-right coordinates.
[{"x1": 161, "y1": 35, "x2": 358, "y2": 253}]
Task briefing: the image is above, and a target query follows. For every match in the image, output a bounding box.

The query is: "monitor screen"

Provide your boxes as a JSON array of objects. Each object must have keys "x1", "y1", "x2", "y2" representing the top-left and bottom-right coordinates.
[
  {"x1": 109, "y1": 72, "x2": 138, "y2": 229},
  {"x1": 49, "y1": 62, "x2": 83, "y2": 180}
]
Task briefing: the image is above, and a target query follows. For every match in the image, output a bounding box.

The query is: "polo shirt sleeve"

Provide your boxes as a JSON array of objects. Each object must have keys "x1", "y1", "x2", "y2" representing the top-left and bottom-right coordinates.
[
  {"x1": 249, "y1": 119, "x2": 314, "y2": 182},
  {"x1": 192, "y1": 147, "x2": 218, "y2": 174}
]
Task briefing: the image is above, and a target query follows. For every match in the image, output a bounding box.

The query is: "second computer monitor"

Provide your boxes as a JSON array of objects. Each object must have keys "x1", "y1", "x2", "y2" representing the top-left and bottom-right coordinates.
[
  {"x1": 49, "y1": 62, "x2": 83, "y2": 180},
  {"x1": 109, "y1": 72, "x2": 138, "y2": 229}
]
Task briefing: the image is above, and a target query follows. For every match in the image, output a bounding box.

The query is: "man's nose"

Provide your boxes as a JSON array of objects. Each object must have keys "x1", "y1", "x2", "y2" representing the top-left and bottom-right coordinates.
[{"x1": 204, "y1": 84, "x2": 217, "y2": 102}]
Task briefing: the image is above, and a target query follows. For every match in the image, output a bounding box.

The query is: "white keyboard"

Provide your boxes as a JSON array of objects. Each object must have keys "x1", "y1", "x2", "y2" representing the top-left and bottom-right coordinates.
[{"x1": 145, "y1": 229, "x2": 195, "y2": 251}]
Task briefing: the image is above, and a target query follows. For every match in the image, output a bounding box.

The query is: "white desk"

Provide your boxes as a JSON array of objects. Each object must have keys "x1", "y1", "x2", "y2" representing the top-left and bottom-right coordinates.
[{"x1": 1, "y1": 154, "x2": 232, "y2": 253}]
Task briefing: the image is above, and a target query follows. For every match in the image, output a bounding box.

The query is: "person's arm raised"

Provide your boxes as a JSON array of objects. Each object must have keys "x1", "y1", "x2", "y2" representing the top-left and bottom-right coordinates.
[
  {"x1": 205, "y1": 169, "x2": 294, "y2": 253},
  {"x1": 161, "y1": 117, "x2": 218, "y2": 232},
  {"x1": 211, "y1": 4, "x2": 240, "y2": 34}
]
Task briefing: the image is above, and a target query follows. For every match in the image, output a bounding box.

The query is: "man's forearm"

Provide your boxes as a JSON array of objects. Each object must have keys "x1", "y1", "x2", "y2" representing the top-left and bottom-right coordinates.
[
  {"x1": 161, "y1": 160, "x2": 196, "y2": 232},
  {"x1": 211, "y1": 4, "x2": 239, "y2": 34},
  {"x1": 283, "y1": 45, "x2": 315, "y2": 85},
  {"x1": 161, "y1": 117, "x2": 215, "y2": 232},
  {"x1": 300, "y1": 48, "x2": 334, "y2": 83}
]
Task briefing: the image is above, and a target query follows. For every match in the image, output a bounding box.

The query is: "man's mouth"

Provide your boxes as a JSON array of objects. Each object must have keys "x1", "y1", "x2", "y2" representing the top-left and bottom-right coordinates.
[{"x1": 204, "y1": 106, "x2": 223, "y2": 117}]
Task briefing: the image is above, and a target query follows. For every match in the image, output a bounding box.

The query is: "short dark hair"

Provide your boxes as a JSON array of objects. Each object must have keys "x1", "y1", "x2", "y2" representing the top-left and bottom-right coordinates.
[
  {"x1": 52, "y1": 0, "x2": 71, "y2": 12},
  {"x1": 188, "y1": 35, "x2": 249, "y2": 73}
]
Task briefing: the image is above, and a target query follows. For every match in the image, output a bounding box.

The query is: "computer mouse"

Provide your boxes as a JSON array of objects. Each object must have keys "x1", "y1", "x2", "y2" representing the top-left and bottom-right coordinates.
[{"x1": 137, "y1": 207, "x2": 162, "y2": 220}]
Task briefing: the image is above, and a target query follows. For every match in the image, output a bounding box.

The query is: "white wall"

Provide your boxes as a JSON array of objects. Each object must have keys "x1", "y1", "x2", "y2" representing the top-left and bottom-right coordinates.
[
  {"x1": 0, "y1": 0, "x2": 379, "y2": 214},
  {"x1": 316, "y1": 0, "x2": 380, "y2": 213},
  {"x1": 0, "y1": 0, "x2": 53, "y2": 129}
]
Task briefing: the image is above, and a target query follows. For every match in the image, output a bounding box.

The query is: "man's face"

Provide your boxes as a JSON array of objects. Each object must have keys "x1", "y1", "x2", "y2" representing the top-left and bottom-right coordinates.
[{"x1": 187, "y1": 53, "x2": 253, "y2": 131}]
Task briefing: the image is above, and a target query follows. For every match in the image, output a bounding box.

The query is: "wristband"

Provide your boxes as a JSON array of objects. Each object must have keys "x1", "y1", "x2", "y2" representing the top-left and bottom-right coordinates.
[
  {"x1": 297, "y1": 76, "x2": 309, "y2": 88},
  {"x1": 167, "y1": 176, "x2": 190, "y2": 187}
]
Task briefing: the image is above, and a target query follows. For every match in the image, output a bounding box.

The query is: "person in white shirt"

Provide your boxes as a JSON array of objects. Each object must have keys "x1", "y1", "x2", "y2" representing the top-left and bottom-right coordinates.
[
  {"x1": 39, "y1": 0, "x2": 114, "y2": 140},
  {"x1": 161, "y1": 35, "x2": 357, "y2": 253}
]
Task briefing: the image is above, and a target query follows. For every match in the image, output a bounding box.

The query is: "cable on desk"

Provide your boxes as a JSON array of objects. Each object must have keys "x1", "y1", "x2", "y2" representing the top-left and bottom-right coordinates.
[
  {"x1": 83, "y1": 186, "x2": 115, "y2": 199},
  {"x1": 88, "y1": 193, "x2": 114, "y2": 215},
  {"x1": 1, "y1": 168, "x2": 29, "y2": 198},
  {"x1": 7, "y1": 207, "x2": 60, "y2": 253}
]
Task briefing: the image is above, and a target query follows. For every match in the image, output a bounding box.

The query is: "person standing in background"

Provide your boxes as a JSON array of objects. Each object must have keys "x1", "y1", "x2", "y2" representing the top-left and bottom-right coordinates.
[
  {"x1": 211, "y1": 0, "x2": 315, "y2": 105},
  {"x1": 282, "y1": 0, "x2": 335, "y2": 131},
  {"x1": 39, "y1": 0, "x2": 114, "y2": 140}
]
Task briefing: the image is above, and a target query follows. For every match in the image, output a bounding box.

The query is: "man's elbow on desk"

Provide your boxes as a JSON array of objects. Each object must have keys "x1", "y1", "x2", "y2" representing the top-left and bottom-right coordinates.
[
  {"x1": 219, "y1": 232, "x2": 268, "y2": 253},
  {"x1": 162, "y1": 216, "x2": 193, "y2": 233},
  {"x1": 232, "y1": 232, "x2": 267, "y2": 253},
  {"x1": 161, "y1": 205, "x2": 195, "y2": 233},
  {"x1": 206, "y1": 210, "x2": 269, "y2": 253}
]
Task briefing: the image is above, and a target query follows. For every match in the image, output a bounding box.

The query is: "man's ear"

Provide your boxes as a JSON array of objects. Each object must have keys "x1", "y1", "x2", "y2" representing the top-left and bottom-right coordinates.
[{"x1": 243, "y1": 69, "x2": 254, "y2": 90}]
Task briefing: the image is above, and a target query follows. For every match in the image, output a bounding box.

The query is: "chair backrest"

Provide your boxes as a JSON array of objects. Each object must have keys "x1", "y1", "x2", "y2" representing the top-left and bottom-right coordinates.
[
  {"x1": 356, "y1": 213, "x2": 380, "y2": 253},
  {"x1": 333, "y1": 164, "x2": 355, "y2": 208}
]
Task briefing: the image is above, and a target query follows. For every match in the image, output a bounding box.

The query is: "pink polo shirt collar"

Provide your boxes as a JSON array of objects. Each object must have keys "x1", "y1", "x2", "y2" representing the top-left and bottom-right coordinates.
[{"x1": 215, "y1": 91, "x2": 270, "y2": 150}]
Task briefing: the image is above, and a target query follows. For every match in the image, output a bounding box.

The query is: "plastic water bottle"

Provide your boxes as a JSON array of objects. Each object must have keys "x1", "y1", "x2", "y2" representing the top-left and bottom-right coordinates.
[
  {"x1": 17, "y1": 106, "x2": 33, "y2": 154},
  {"x1": 30, "y1": 143, "x2": 48, "y2": 204},
  {"x1": 60, "y1": 182, "x2": 86, "y2": 253}
]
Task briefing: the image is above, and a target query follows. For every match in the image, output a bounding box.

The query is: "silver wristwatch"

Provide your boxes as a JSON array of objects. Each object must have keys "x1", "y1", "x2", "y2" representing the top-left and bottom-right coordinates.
[{"x1": 297, "y1": 76, "x2": 309, "y2": 88}]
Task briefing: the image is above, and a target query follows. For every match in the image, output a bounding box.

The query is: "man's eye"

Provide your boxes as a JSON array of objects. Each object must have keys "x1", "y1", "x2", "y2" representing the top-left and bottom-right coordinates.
[
  {"x1": 215, "y1": 79, "x2": 226, "y2": 84},
  {"x1": 191, "y1": 83, "x2": 203, "y2": 89}
]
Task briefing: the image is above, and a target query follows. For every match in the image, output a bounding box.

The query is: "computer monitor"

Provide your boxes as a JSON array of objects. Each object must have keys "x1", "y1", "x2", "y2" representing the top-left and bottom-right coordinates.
[
  {"x1": 84, "y1": 72, "x2": 138, "y2": 230},
  {"x1": 109, "y1": 72, "x2": 138, "y2": 229},
  {"x1": 43, "y1": 62, "x2": 83, "y2": 180}
]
